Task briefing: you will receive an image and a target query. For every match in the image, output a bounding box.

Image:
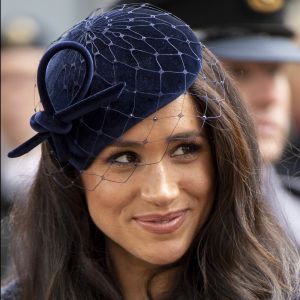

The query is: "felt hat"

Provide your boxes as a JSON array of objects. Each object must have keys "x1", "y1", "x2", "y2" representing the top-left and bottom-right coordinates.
[{"x1": 8, "y1": 4, "x2": 202, "y2": 170}]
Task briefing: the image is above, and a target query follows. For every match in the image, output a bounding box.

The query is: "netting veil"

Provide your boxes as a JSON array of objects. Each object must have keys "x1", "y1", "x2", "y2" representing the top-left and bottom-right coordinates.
[{"x1": 8, "y1": 4, "x2": 225, "y2": 190}]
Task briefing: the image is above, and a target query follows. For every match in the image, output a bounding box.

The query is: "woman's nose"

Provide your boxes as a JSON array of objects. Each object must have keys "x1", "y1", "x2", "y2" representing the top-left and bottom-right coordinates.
[{"x1": 140, "y1": 162, "x2": 179, "y2": 207}]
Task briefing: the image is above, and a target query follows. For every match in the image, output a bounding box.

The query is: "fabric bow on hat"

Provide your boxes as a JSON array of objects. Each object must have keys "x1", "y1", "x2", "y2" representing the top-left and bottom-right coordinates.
[{"x1": 8, "y1": 41, "x2": 125, "y2": 162}]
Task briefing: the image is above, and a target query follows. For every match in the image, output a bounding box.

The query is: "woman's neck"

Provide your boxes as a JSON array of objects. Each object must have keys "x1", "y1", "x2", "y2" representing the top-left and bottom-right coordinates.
[{"x1": 107, "y1": 240, "x2": 178, "y2": 300}]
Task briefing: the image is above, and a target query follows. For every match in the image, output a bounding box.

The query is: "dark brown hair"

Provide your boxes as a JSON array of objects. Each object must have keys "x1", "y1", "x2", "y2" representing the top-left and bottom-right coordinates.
[{"x1": 8, "y1": 47, "x2": 300, "y2": 299}]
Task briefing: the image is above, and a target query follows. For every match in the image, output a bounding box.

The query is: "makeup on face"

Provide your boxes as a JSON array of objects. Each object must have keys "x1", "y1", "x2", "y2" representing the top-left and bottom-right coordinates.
[{"x1": 82, "y1": 94, "x2": 215, "y2": 267}]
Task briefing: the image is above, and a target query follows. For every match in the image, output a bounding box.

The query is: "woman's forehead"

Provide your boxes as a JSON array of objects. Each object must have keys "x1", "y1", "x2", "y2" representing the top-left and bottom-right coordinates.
[{"x1": 118, "y1": 93, "x2": 202, "y2": 143}]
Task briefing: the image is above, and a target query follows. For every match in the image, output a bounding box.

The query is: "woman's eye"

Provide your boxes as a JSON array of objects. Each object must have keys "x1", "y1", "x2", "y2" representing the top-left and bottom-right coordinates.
[
  {"x1": 171, "y1": 143, "x2": 201, "y2": 158},
  {"x1": 108, "y1": 152, "x2": 139, "y2": 166}
]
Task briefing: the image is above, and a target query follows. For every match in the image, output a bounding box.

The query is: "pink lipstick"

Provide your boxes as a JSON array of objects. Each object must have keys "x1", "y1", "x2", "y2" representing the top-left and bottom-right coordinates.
[{"x1": 133, "y1": 210, "x2": 188, "y2": 234}]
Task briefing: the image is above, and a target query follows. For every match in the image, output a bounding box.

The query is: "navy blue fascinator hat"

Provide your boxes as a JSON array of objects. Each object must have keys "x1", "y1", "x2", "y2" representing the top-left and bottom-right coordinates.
[{"x1": 8, "y1": 3, "x2": 202, "y2": 170}]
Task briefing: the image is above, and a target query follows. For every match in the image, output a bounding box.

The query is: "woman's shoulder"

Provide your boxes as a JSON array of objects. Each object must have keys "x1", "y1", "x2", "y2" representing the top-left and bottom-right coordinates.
[{"x1": 1, "y1": 280, "x2": 21, "y2": 300}]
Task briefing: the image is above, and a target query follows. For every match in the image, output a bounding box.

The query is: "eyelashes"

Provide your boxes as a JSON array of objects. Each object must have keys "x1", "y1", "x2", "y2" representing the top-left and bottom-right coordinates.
[
  {"x1": 108, "y1": 152, "x2": 140, "y2": 166},
  {"x1": 107, "y1": 142, "x2": 202, "y2": 168},
  {"x1": 170, "y1": 143, "x2": 201, "y2": 158}
]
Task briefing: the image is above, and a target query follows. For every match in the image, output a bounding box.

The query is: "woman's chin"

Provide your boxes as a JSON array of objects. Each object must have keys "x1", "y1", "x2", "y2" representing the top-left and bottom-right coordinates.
[{"x1": 140, "y1": 246, "x2": 187, "y2": 266}]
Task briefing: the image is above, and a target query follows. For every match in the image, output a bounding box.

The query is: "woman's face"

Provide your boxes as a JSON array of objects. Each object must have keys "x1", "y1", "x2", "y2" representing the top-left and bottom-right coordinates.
[{"x1": 82, "y1": 93, "x2": 215, "y2": 266}]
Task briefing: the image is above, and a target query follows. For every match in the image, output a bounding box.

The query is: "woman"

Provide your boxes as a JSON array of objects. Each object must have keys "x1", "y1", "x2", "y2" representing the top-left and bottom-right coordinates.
[{"x1": 2, "y1": 4, "x2": 299, "y2": 300}]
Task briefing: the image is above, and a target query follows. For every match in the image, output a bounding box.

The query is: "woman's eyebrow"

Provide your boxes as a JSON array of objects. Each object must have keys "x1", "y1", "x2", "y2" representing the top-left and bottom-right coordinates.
[
  {"x1": 110, "y1": 140, "x2": 144, "y2": 148},
  {"x1": 109, "y1": 130, "x2": 205, "y2": 149},
  {"x1": 166, "y1": 130, "x2": 205, "y2": 142}
]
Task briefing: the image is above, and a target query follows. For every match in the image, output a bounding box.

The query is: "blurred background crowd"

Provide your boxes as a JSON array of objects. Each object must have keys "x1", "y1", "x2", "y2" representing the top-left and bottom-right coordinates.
[{"x1": 2, "y1": 0, "x2": 300, "y2": 280}]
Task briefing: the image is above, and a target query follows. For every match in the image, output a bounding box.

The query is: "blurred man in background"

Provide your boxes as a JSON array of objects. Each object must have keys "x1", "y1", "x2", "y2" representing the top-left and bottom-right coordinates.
[
  {"x1": 196, "y1": 0, "x2": 300, "y2": 248},
  {"x1": 118, "y1": 0, "x2": 300, "y2": 247}
]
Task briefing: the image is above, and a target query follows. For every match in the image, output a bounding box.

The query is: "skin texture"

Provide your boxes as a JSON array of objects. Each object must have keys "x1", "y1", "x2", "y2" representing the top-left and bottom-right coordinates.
[
  {"x1": 224, "y1": 62, "x2": 291, "y2": 163},
  {"x1": 82, "y1": 93, "x2": 215, "y2": 299}
]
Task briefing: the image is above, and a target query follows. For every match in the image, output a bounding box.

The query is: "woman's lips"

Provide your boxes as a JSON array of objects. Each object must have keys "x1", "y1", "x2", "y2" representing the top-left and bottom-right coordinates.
[{"x1": 133, "y1": 210, "x2": 188, "y2": 234}]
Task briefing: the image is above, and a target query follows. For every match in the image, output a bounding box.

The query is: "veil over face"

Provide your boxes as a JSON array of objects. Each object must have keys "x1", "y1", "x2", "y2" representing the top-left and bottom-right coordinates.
[{"x1": 82, "y1": 92, "x2": 215, "y2": 266}]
